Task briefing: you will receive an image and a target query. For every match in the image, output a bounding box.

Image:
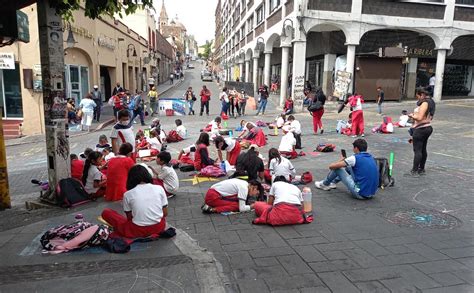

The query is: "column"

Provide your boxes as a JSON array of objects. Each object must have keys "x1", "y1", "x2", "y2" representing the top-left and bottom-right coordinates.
[
  {"x1": 253, "y1": 56, "x2": 259, "y2": 95},
  {"x1": 322, "y1": 54, "x2": 336, "y2": 96},
  {"x1": 433, "y1": 49, "x2": 447, "y2": 102},
  {"x1": 263, "y1": 51, "x2": 272, "y2": 87},
  {"x1": 346, "y1": 44, "x2": 356, "y2": 94},
  {"x1": 239, "y1": 62, "x2": 244, "y2": 81},
  {"x1": 405, "y1": 57, "x2": 418, "y2": 99},
  {"x1": 245, "y1": 60, "x2": 250, "y2": 82},
  {"x1": 291, "y1": 40, "x2": 307, "y2": 112},
  {"x1": 279, "y1": 45, "x2": 291, "y2": 107}
]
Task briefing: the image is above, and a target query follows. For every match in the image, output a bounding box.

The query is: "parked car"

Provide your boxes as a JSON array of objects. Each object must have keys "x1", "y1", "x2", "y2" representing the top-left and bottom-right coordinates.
[
  {"x1": 201, "y1": 71, "x2": 213, "y2": 82},
  {"x1": 187, "y1": 64, "x2": 195, "y2": 69}
]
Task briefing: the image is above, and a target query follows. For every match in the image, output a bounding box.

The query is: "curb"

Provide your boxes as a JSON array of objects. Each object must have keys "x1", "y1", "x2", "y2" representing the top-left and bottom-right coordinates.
[{"x1": 6, "y1": 80, "x2": 186, "y2": 147}]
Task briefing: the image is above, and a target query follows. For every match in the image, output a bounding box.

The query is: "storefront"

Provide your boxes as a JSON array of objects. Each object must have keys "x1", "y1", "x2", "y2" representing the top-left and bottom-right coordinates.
[{"x1": 0, "y1": 62, "x2": 23, "y2": 119}]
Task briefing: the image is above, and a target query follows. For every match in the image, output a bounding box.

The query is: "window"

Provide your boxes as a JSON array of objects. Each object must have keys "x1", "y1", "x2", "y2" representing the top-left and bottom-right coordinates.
[
  {"x1": 270, "y1": 0, "x2": 280, "y2": 12},
  {"x1": 456, "y1": 0, "x2": 474, "y2": 5},
  {"x1": 247, "y1": 16, "x2": 254, "y2": 31},
  {"x1": 256, "y1": 5, "x2": 264, "y2": 24},
  {"x1": 240, "y1": 26, "x2": 246, "y2": 39},
  {"x1": 0, "y1": 64, "x2": 23, "y2": 118},
  {"x1": 241, "y1": 0, "x2": 246, "y2": 9}
]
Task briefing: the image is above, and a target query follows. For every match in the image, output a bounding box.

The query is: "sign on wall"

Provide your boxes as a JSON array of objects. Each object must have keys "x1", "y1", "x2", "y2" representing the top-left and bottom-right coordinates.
[
  {"x1": 33, "y1": 64, "x2": 42, "y2": 92},
  {"x1": 333, "y1": 70, "x2": 352, "y2": 98},
  {"x1": 0, "y1": 53, "x2": 15, "y2": 70}
]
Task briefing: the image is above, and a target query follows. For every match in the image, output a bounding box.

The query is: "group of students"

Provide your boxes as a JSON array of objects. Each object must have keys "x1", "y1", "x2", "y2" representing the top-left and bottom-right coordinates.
[{"x1": 219, "y1": 87, "x2": 249, "y2": 117}]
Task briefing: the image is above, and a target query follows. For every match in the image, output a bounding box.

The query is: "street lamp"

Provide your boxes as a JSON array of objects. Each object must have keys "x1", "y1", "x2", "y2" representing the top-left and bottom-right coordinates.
[
  {"x1": 65, "y1": 27, "x2": 77, "y2": 49},
  {"x1": 127, "y1": 44, "x2": 137, "y2": 57},
  {"x1": 281, "y1": 19, "x2": 294, "y2": 38}
]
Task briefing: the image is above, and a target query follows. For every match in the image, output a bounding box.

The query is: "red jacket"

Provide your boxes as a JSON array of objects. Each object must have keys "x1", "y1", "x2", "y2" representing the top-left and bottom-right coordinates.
[{"x1": 200, "y1": 89, "x2": 211, "y2": 102}]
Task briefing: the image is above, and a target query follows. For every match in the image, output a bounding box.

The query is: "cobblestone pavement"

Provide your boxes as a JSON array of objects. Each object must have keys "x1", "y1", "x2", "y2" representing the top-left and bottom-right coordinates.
[{"x1": 1, "y1": 63, "x2": 474, "y2": 292}]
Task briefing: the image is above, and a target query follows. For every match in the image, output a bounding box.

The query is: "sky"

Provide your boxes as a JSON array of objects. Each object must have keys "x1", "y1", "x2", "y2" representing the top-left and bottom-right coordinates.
[{"x1": 153, "y1": 0, "x2": 218, "y2": 46}]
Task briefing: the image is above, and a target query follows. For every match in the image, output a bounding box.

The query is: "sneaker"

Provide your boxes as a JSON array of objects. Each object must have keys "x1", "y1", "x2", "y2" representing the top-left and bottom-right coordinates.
[
  {"x1": 201, "y1": 204, "x2": 212, "y2": 214},
  {"x1": 133, "y1": 120, "x2": 137, "y2": 124},
  {"x1": 403, "y1": 170, "x2": 420, "y2": 178},
  {"x1": 328, "y1": 183, "x2": 337, "y2": 189},
  {"x1": 320, "y1": 129, "x2": 324, "y2": 134},
  {"x1": 314, "y1": 180, "x2": 331, "y2": 191},
  {"x1": 361, "y1": 134, "x2": 365, "y2": 137},
  {"x1": 351, "y1": 135, "x2": 358, "y2": 138}
]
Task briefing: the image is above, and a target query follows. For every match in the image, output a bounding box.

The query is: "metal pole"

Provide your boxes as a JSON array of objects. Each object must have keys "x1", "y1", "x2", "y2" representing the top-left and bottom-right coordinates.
[
  {"x1": 0, "y1": 118, "x2": 11, "y2": 209},
  {"x1": 37, "y1": 0, "x2": 71, "y2": 203}
]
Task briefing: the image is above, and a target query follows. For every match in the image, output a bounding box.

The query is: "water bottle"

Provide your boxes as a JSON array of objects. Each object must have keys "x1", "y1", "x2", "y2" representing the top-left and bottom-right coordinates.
[
  {"x1": 75, "y1": 213, "x2": 84, "y2": 223},
  {"x1": 229, "y1": 130, "x2": 233, "y2": 138},
  {"x1": 302, "y1": 187, "x2": 312, "y2": 214},
  {"x1": 220, "y1": 161, "x2": 226, "y2": 173}
]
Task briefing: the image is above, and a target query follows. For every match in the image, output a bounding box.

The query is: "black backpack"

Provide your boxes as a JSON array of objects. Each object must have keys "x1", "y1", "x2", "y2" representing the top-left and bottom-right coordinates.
[
  {"x1": 56, "y1": 178, "x2": 92, "y2": 208},
  {"x1": 375, "y1": 158, "x2": 395, "y2": 189}
]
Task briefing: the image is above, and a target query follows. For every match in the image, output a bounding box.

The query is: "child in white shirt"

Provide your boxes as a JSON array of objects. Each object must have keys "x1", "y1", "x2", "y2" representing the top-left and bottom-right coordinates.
[
  {"x1": 268, "y1": 148, "x2": 296, "y2": 183},
  {"x1": 175, "y1": 119, "x2": 187, "y2": 138},
  {"x1": 150, "y1": 151, "x2": 179, "y2": 198},
  {"x1": 287, "y1": 115, "x2": 302, "y2": 149},
  {"x1": 395, "y1": 110, "x2": 412, "y2": 127},
  {"x1": 278, "y1": 126, "x2": 298, "y2": 159},
  {"x1": 147, "y1": 128, "x2": 163, "y2": 153}
]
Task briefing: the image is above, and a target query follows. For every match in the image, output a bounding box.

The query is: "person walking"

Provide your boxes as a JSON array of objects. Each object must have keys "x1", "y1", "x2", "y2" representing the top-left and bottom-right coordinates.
[
  {"x1": 256, "y1": 85, "x2": 269, "y2": 115},
  {"x1": 148, "y1": 86, "x2": 158, "y2": 116},
  {"x1": 169, "y1": 73, "x2": 174, "y2": 85},
  {"x1": 407, "y1": 88, "x2": 435, "y2": 177},
  {"x1": 130, "y1": 90, "x2": 146, "y2": 126},
  {"x1": 184, "y1": 87, "x2": 196, "y2": 115},
  {"x1": 376, "y1": 86, "x2": 384, "y2": 115},
  {"x1": 219, "y1": 87, "x2": 230, "y2": 116},
  {"x1": 79, "y1": 93, "x2": 96, "y2": 132},
  {"x1": 91, "y1": 85, "x2": 102, "y2": 122},
  {"x1": 200, "y1": 85, "x2": 211, "y2": 116},
  {"x1": 112, "y1": 82, "x2": 123, "y2": 96},
  {"x1": 428, "y1": 74, "x2": 436, "y2": 96},
  {"x1": 310, "y1": 88, "x2": 326, "y2": 135}
]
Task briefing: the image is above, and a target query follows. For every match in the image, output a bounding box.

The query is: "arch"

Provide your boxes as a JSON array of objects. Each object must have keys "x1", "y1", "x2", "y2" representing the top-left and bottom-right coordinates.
[
  {"x1": 449, "y1": 33, "x2": 474, "y2": 48},
  {"x1": 358, "y1": 29, "x2": 436, "y2": 55},
  {"x1": 360, "y1": 27, "x2": 440, "y2": 49},
  {"x1": 64, "y1": 46, "x2": 93, "y2": 67},
  {"x1": 264, "y1": 33, "x2": 281, "y2": 52},
  {"x1": 245, "y1": 48, "x2": 253, "y2": 61},
  {"x1": 306, "y1": 21, "x2": 350, "y2": 43}
]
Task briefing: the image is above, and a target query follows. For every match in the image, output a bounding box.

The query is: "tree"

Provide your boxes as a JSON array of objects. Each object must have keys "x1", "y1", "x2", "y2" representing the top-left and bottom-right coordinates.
[{"x1": 200, "y1": 40, "x2": 213, "y2": 60}]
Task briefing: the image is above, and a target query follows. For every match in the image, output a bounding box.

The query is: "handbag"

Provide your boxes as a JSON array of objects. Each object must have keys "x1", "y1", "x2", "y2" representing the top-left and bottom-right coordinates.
[{"x1": 307, "y1": 95, "x2": 322, "y2": 112}]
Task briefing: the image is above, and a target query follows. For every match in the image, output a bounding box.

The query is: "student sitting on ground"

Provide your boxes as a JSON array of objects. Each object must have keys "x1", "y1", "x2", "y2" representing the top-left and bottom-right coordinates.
[
  {"x1": 287, "y1": 115, "x2": 302, "y2": 150},
  {"x1": 95, "y1": 134, "x2": 111, "y2": 153},
  {"x1": 80, "y1": 147, "x2": 93, "y2": 159},
  {"x1": 253, "y1": 176, "x2": 304, "y2": 226},
  {"x1": 238, "y1": 120, "x2": 267, "y2": 147},
  {"x1": 336, "y1": 113, "x2": 353, "y2": 136},
  {"x1": 194, "y1": 132, "x2": 215, "y2": 171},
  {"x1": 149, "y1": 151, "x2": 179, "y2": 198},
  {"x1": 268, "y1": 114, "x2": 286, "y2": 129},
  {"x1": 175, "y1": 119, "x2": 187, "y2": 138},
  {"x1": 232, "y1": 145, "x2": 265, "y2": 181},
  {"x1": 110, "y1": 109, "x2": 135, "y2": 155},
  {"x1": 266, "y1": 148, "x2": 296, "y2": 183},
  {"x1": 101, "y1": 165, "x2": 168, "y2": 239},
  {"x1": 394, "y1": 110, "x2": 412, "y2": 127},
  {"x1": 150, "y1": 118, "x2": 161, "y2": 130},
  {"x1": 147, "y1": 127, "x2": 164, "y2": 156},
  {"x1": 314, "y1": 139, "x2": 379, "y2": 199},
  {"x1": 178, "y1": 144, "x2": 196, "y2": 166},
  {"x1": 105, "y1": 143, "x2": 135, "y2": 201},
  {"x1": 278, "y1": 126, "x2": 298, "y2": 159},
  {"x1": 70, "y1": 154, "x2": 84, "y2": 182},
  {"x1": 135, "y1": 130, "x2": 148, "y2": 150},
  {"x1": 102, "y1": 147, "x2": 115, "y2": 162},
  {"x1": 372, "y1": 116, "x2": 394, "y2": 134},
  {"x1": 214, "y1": 136, "x2": 241, "y2": 166},
  {"x1": 82, "y1": 151, "x2": 107, "y2": 198},
  {"x1": 283, "y1": 96, "x2": 294, "y2": 115},
  {"x1": 201, "y1": 178, "x2": 264, "y2": 213}
]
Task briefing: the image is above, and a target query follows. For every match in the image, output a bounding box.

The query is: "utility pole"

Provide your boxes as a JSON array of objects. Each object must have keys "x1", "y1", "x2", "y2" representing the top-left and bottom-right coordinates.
[
  {"x1": 37, "y1": 0, "x2": 70, "y2": 203},
  {"x1": 0, "y1": 118, "x2": 11, "y2": 210}
]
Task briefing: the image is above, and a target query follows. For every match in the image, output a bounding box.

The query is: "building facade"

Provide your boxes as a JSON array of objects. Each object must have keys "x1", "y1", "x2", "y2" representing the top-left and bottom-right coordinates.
[
  {"x1": 0, "y1": 3, "x2": 174, "y2": 137},
  {"x1": 216, "y1": 0, "x2": 474, "y2": 111},
  {"x1": 159, "y1": 1, "x2": 188, "y2": 66}
]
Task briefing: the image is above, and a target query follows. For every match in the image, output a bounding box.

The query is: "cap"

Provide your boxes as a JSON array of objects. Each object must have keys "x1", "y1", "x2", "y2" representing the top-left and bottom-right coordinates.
[{"x1": 93, "y1": 85, "x2": 98, "y2": 89}]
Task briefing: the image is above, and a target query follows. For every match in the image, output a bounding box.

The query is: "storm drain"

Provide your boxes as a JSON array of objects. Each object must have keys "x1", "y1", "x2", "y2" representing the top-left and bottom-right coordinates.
[
  {"x1": 382, "y1": 208, "x2": 462, "y2": 229},
  {"x1": 0, "y1": 255, "x2": 192, "y2": 285}
]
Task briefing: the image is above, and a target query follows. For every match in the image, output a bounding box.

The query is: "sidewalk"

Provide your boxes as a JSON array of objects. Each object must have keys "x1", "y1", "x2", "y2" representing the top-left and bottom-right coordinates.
[{"x1": 5, "y1": 80, "x2": 183, "y2": 147}]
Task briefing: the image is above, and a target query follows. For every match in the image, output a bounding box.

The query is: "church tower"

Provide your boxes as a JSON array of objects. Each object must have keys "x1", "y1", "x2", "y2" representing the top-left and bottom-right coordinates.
[{"x1": 159, "y1": 0, "x2": 168, "y2": 33}]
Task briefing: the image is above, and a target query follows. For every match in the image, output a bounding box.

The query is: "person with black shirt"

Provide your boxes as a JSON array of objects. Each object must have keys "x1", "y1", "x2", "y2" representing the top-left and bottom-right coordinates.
[
  {"x1": 112, "y1": 82, "x2": 123, "y2": 96},
  {"x1": 233, "y1": 145, "x2": 265, "y2": 181},
  {"x1": 376, "y1": 87, "x2": 385, "y2": 115}
]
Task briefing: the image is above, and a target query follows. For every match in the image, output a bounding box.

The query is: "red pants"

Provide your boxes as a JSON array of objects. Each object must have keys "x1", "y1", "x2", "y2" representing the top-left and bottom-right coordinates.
[
  {"x1": 205, "y1": 189, "x2": 239, "y2": 213},
  {"x1": 101, "y1": 208, "x2": 166, "y2": 239},
  {"x1": 253, "y1": 202, "x2": 304, "y2": 226},
  {"x1": 152, "y1": 178, "x2": 171, "y2": 196},
  {"x1": 311, "y1": 108, "x2": 324, "y2": 133},
  {"x1": 264, "y1": 169, "x2": 272, "y2": 183},
  {"x1": 351, "y1": 110, "x2": 365, "y2": 136},
  {"x1": 228, "y1": 143, "x2": 241, "y2": 165},
  {"x1": 280, "y1": 150, "x2": 298, "y2": 160}
]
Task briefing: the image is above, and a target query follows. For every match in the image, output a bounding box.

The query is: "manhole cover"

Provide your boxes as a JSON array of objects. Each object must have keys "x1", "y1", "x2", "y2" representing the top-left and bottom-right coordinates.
[{"x1": 383, "y1": 208, "x2": 462, "y2": 229}]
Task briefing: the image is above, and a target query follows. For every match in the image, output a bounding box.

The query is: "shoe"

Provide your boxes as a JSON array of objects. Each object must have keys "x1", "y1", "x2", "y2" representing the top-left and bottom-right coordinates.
[
  {"x1": 201, "y1": 204, "x2": 212, "y2": 214},
  {"x1": 141, "y1": 123, "x2": 146, "y2": 126},
  {"x1": 314, "y1": 180, "x2": 331, "y2": 191},
  {"x1": 418, "y1": 169, "x2": 426, "y2": 176},
  {"x1": 133, "y1": 120, "x2": 137, "y2": 124},
  {"x1": 404, "y1": 170, "x2": 420, "y2": 178},
  {"x1": 167, "y1": 193, "x2": 175, "y2": 199},
  {"x1": 320, "y1": 129, "x2": 324, "y2": 134},
  {"x1": 328, "y1": 183, "x2": 337, "y2": 189}
]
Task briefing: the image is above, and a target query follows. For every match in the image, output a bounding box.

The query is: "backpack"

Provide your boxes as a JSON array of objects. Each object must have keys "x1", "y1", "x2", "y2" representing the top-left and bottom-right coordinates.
[
  {"x1": 179, "y1": 164, "x2": 195, "y2": 172},
  {"x1": 300, "y1": 171, "x2": 313, "y2": 184},
  {"x1": 40, "y1": 221, "x2": 110, "y2": 254},
  {"x1": 166, "y1": 130, "x2": 183, "y2": 143},
  {"x1": 316, "y1": 143, "x2": 336, "y2": 152},
  {"x1": 375, "y1": 157, "x2": 395, "y2": 189},
  {"x1": 128, "y1": 97, "x2": 136, "y2": 110},
  {"x1": 199, "y1": 165, "x2": 226, "y2": 177},
  {"x1": 56, "y1": 178, "x2": 92, "y2": 208}
]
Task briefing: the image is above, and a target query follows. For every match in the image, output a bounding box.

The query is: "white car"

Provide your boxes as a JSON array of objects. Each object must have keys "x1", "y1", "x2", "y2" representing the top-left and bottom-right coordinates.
[{"x1": 201, "y1": 72, "x2": 213, "y2": 82}]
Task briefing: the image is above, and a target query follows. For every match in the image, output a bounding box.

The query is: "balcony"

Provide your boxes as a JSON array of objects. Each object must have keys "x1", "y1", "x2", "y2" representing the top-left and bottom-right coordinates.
[
  {"x1": 307, "y1": 0, "x2": 352, "y2": 12},
  {"x1": 267, "y1": 7, "x2": 282, "y2": 29},
  {"x1": 362, "y1": 0, "x2": 445, "y2": 19},
  {"x1": 286, "y1": 0, "x2": 294, "y2": 16}
]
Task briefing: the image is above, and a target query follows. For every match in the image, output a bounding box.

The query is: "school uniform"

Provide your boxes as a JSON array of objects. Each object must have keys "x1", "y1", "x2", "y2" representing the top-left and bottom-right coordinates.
[
  {"x1": 71, "y1": 159, "x2": 84, "y2": 182},
  {"x1": 253, "y1": 181, "x2": 304, "y2": 226},
  {"x1": 105, "y1": 155, "x2": 135, "y2": 201},
  {"x1": 278, "y1": 132, "x2": 298, "y2": 159},
  {"x1": 194, "y1": 143, "x2": 214, "y2": 171},
  {"x1": 269, "y1": 157, "x2": 296, "y2": 182},
  {"x1": 153, "y1": 165, "x2": 179, "y2": 195},
  {"x1": 349, "y1": 95, "x2": 365, "y2": 136},
  {"x1": 224, "y1": 137, "x2": 241, "y2": 166},
  {"x1": 243, "y1": 123, "x2": 266, "y2": 147},
  {"x1": 289, "y1": 120, "x2": 302, "y2": 149},
  {"x1": 102, "y1": 183, "x2": 167, "y2": 238},
  {"x1": 110, "y1": 124, "x2": 135, "y2": 152},
  {"x1": 84, "y1": 165, "x2": 105, "y2": 197},
  {"x1": 147, "y1": 137, "x2": 162, "y2": 155},
  {"x1": 205, "y1": 178, "x2": 251, "y2": 213},
  {"x1": 176, "y1": 125, "x2": 187, "y2": 138},
  {"x1": 179, "y1": 144, "x2": 196, "y2": 165}
]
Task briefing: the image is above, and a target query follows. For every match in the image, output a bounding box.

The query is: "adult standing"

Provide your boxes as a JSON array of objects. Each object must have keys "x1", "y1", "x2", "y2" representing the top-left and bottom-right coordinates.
[
  {"x1": 184, "y1": 87, "x2": 196, "y2": 115},
  {"x1": 407, "y1": 88, "x2": 435, "y2": 177},
  {"x1": 130, "y1": 90, "x2": 146, "y2": 126},
  {"x1": 376, "y1": 86, "x2": 384, "y2": 115},
  {"x1": 112, "y1": 82, "x2": 123, "y2": 96},
  {"x1": 219, "y1": 87, "x2": 229, "y2": 116},
  {"x1": 148, "y1": 86, "x2": 158, "y2": 116},
  {"x1": 79, "y1": 93, "x2": 96, "y2": 132},
  {"x1": 238, "y1": 90, "x2": 248, "y2": 116},
  {"x1": 428, "y1": 74, "x2": 436, "y2": 96},
  {"x1": 169, "y1": 73, "x2": 174, "y2": 84},
  {"x1": 310, "y1": 88, "x2": 326, "y2": 135},
  {"x1": 200, "y1": 85, "x2": 211, "y2": 116},
  {"x1": 256, "y1": 85, "x2": 269, "y2": 116},
  {"x1": 91, "y1": 85, "x2": 103, "y2": 122}
]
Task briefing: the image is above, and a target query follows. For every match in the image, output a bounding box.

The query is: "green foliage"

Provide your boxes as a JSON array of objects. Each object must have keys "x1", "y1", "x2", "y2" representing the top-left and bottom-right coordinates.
[
  {"x1": 201, "y1": 40, "x2": 213, "y2": 60},
  {"x1": 49, "y1": 0, "x2": 154, "y2": 21}
]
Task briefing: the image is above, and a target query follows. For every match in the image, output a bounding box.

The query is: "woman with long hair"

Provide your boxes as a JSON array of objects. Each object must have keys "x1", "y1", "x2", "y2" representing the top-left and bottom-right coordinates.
[
  {"x1": 82, "y1": 151, "x2": 106, "y2": 197},
  {"x1": 233, "y1": 145, "x2": 265, "y2": 181},
  {"x1": 194, "y1": 132, "x2": 215, "y2": 171},
  {"x1": 265, "y1": 148, "x2": 296, "y2": 183},
  {"x1": 214, "y1": 136, "x2": 241, "y2": 166},
  {"x1": 310, "y1": 88, "x2": 326, "y2": 135}
]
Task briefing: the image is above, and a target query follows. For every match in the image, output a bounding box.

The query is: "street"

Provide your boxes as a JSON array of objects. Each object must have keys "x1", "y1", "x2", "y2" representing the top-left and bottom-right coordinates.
[{"x1": 0, "y1": 64, "x2": 473, "y2": 292}]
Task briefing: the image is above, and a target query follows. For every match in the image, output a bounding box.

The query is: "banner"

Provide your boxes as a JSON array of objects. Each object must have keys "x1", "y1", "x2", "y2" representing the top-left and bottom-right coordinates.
[{"x1": 333, "y1": 71, "x2": 352, "y2": 99}]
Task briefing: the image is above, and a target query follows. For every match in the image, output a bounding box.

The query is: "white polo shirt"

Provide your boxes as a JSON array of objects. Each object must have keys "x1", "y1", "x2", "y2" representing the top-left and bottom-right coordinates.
[
  {"x1": 269, "y1": 181, "x2": 303, "y2": 206},
  {"x1": 289, "y1": 120, "x2": 301, "y2": 134},
  {"x1": 278, "y1": 132, "x2": 296, "y2": 152},
  {"x1": 123, "y1": 183, "x2": 168, "y2": 226},
  {"x1": 269, "y1": 157, "x2": 296, "y2": 181},
  {"x1": 224, "y1": 137, "x2": 237, "y2": 152}
]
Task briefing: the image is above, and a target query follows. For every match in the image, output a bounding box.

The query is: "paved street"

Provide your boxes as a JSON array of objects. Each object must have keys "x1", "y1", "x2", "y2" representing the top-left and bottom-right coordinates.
[{"x1": 1, "y1": 64, "x2": 474, "y2": 292}]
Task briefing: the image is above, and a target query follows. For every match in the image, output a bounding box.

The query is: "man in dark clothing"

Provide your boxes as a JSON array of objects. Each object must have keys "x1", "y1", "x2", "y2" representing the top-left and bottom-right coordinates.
[
  {"x1": 91, "y1": 85, "x2": 103, "y2": 122},
  {"x1": 112, "y1": 82, "x2": 123, "y2": 96},
  {"x1": 376, "y1": 87, "x2": 385, "y2": 115}
]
